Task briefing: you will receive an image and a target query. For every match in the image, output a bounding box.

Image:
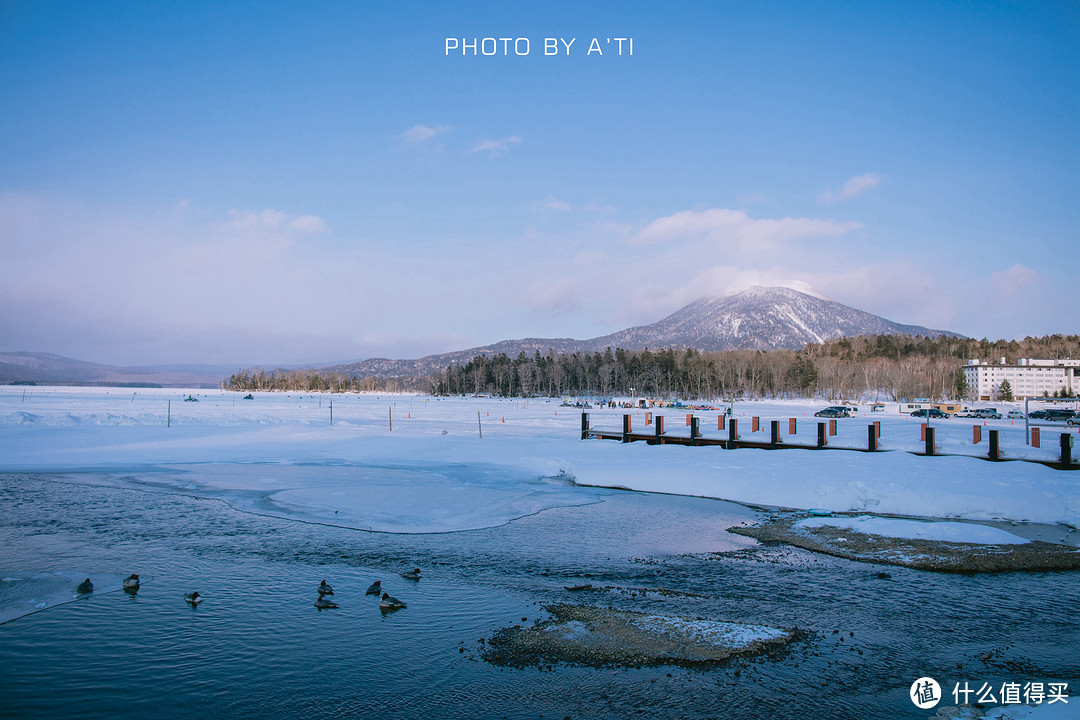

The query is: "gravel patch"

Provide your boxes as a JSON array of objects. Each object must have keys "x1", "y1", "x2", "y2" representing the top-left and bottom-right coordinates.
[
  {"x1": 482, "y1": 603, "x2": 802, "y2": 669},
  {"x1": 730, "y1": 515, "x2": 1080, "y2": 573}
]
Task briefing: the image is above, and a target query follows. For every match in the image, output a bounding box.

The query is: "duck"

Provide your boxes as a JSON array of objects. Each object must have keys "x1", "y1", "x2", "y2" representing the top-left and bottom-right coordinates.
[
  {"x1": 123, "y1": 574, "x2": 140, "y2": 592},
  {"x1": 365, "y1": 580, "x2": 382, "y2": 595},
  {"x1": 314, "y1": 596, "x2": 339, "y2": 610},
  {"x1": 76, "y1": 578, "x2": 93, "y2": 594},
  {"x1": 184, "y1": 592, "x2": 202, "y2": 606},
  {"x1": 317, "y1": 580, "x2": 334, "y2": 596},
  {"x1": 400, "y1": 568, "x2": 421, "y2": 580},
  {"x1": 379, "y1": 592, "x2": 406, "y2": 611}
]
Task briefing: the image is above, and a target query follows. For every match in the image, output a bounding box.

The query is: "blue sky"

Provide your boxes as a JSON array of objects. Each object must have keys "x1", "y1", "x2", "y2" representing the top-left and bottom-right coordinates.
[{"x1": 1, "y1": 1, "x2": 1077, "y2": 366}]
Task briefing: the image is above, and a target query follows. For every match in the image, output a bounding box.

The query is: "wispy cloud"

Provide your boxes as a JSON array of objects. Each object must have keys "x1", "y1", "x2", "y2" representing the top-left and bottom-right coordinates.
[
  {"x1": 470, "y1": 135, "x2": 522, "y2": 155},
  {"x1": 536, "y1": 196, "x2": 570, "y2": 211},
  {"x1": 634, "y1": 208, "x2": 862, "y2": 251},
  {"x1": 820, "y1": 172, "x2": 883, "y2": 203},
  {"x1": 397, "y1": 124, "x2": 450, "y2": 147},
  {"x1": 991, "y1": 264, "x2": 1039, "y2": 296},
  {"x1": 520, "y1": 278, "x2": 581, "y2": 314},
  {"x1": 224, "y1": 208, "x2": 327, "y2": 234}
]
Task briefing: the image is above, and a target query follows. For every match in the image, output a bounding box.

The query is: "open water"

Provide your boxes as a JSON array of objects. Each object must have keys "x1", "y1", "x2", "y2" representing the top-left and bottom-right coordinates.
[{"x1": 1, "y1": 469, "x2": 1077, "y2": 719}]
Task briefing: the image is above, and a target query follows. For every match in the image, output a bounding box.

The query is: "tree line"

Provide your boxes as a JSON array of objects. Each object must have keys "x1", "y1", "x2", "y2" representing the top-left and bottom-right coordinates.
[
  {"x1": 223, "y1": 333, "x2": 1080, "y2": 402},
  {"x1": 222, "y1": 367, "x2": 426, "y2": 394}
]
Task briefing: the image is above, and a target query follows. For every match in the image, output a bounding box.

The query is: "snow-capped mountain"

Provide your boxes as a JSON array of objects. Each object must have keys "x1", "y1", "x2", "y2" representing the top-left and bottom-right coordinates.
[
  {"x1": 590, "y1": 286, "x2": 954, "y2": 352},
  {"x1": 328, "y1": 286, "x2": 958, "y2": 377}
]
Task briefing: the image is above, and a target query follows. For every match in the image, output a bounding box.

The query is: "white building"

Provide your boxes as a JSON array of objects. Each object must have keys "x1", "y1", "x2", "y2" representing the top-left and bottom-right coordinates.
[{"x1": 963, "y1": 358, "x2": 1079, "y2": 400}]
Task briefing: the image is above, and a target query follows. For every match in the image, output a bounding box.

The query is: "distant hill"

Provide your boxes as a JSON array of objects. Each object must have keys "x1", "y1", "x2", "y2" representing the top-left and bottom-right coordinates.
[
  {"x1": 326, "y1": 286, "x2": 959, "y2": 378},
  {"x1": 0, "y1": 352, "x2": 233, "y2": 388}
]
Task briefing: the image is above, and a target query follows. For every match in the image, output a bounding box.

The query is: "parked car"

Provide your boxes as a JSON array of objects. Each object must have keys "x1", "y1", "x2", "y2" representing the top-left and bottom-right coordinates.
[
  {"x1": 1045, "y1": 409, "x2": 1076, "y2": 421},
  {"x1": 970, "y1": 409, "x2": 1002, "y2": 419},
  {"x1": 1067, "y1": 416, "x2": 1080, "y2": 426},
  {"x1": 814, "y1": 406, "x2": 853, "y2": 418},
  {"x1": 1030, "y1": 408, "x2": 1076, "y2": 421},
  {"x1": 910, "y1": 408, "x2": 950, "y2": 419},
  {"x1": 1006, "y1": 410, "x2": 1025, "y2": 419}
]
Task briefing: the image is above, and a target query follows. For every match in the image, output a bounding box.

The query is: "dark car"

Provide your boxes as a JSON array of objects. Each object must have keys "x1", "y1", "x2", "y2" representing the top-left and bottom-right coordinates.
[
  {"x1": 814, "y1": 406, "x2": 852, "y2": 418},
  {"x1": 911, "y1": 408, "x2": 950, "y2": 419},
  {"x1": 1045, "y1": 409, "x2": 1076, "y2": 421}
]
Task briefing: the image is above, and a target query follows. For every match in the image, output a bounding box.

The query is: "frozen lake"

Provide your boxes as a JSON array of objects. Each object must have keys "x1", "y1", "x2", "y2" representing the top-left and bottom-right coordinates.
[{"x1": 1, "y1": 389, "x2": 1078, "y2": 718}]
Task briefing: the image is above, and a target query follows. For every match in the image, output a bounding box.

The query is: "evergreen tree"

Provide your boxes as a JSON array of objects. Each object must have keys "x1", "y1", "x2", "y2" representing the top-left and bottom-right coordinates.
[{"x1": 999, "y1": 379, "x2": 1014, "y2": 402}]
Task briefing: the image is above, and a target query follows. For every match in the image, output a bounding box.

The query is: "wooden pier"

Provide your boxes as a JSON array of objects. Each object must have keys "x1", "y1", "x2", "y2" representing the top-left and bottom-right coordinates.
[{"x1": 580, "y1": 411, "x2": 1077, "y2": 469}]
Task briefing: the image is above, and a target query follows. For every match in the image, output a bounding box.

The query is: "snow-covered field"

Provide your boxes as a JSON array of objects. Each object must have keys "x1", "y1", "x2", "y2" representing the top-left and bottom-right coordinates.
[{"x1": 2, "y1": 387, "x2": 1078, "y2": 538}]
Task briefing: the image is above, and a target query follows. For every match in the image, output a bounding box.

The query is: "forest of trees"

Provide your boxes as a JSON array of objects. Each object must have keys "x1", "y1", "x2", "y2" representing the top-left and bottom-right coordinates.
[
  {"x1": 223, "y1": 367, "x2": 425, "y2": 394},
  {"x1": 225, "y1": 333, "x2": 1080, "y2": 403}
]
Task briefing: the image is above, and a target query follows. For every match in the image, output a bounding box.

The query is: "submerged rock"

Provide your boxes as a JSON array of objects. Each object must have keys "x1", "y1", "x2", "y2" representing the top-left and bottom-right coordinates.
[{"x1": 483, "y1": 604, "x2": 800, "y2": 668}]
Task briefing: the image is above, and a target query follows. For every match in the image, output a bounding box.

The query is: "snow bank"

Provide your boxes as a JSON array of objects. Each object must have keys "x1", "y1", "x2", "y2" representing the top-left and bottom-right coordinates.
[{"x1": 795, "y1": 516, "x2": 1033, "y2": 544}]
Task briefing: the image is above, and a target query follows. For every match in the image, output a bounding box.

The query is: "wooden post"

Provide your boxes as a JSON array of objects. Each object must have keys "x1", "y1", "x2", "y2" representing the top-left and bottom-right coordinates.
[
  {"x1": 817, "y1": 422, "x2": 826, "y2": 447},
  {"x1": 655, "y1": 415, "x2": 665, "y2": 444},
  {"x1": 1062, "y1": 433, "x2": 1073, "y2": 466},
  {"x1": 829, "y1": 419, "x2": 837, "y2": 436},
  {"x1": 873, "y1": 421, "x2": 881, "y2": 439},
  {"x1": 1032, "y1": 427, "x2": 1040, "y2": 448},
  {"x1": 728, "y1": 418, "x2": 738, "y2": 449},
  {"x1": 685, "y1": 413, "x2": 692, "y2": 426},
  {"x1": 752, "y1": 416, "x2": 760, "y2": 432},
  {"x1": 989, "y1": 429, "x2": 1000, "y2": 461},
  {"x1": 788, "y1": 418, "x2": 797, "y2": 435},
  {"x1": 389, "y1": 406, "x2": 392, "y2": 431},
  {"x1": 167, "y1": 399, "x2": 171, "y2": 428},
  {"x1": 920, "y1": 422, "x2": 927, "y2": 441},
  {"x1": 972, "y1": 425, "x2": 981, "y2": 444},
  {"x1": 622, "y1": 413, "x2": 631, "y2": 443},
  {"x1": 644, "y1": 411, "x2": 652, "y2": 426},
  {"x1": 718, "y1": 414, "x2": 726, "y2": 431},
  {"x1": 925, "y1": 426, "x2": 936, "y2": 456},
  {"x1": 867, "y1": 424, "x2": 878, "y2": 452},
  {"x1": 690, "y1": 416, "x2": 700, "y2": 446},
  {"x1": 330, "y1": 399, "x2": 333, "y2": 426},
  {"x1": 580, "y1": 412, "x2": 589, "y2": 440},
  {"x1": 478, "y1": 410, "x2": 483, "y2": 438},
  {"x1": 770, "y1": 420, "x2": 780, "y2": 449}
]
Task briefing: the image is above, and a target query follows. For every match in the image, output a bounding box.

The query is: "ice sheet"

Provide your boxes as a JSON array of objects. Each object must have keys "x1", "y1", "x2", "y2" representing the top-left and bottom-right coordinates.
[{"x1": 0, "y1": 571, "x2": 128, "y2": 625}]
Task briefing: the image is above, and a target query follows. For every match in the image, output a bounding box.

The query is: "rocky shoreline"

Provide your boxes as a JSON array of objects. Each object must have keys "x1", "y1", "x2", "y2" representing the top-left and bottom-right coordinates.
[{"x1": 730, "y1": 515, "x2": 1080, "y2": 573}]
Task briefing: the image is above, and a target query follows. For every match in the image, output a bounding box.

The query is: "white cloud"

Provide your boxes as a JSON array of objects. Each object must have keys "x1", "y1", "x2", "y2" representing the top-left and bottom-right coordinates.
[
  {"x1": 470, "y1": 135, "x2": 522, "y2": 155},
  {"x1": 820, "y1": 172, "x2": 883, "y2": 203},
  {"x1": 634, "y1": 208, "x2": 862, "y2": 251},
  {"x1": 397, "y1": 124, "x2": 450, "y2": 147}
]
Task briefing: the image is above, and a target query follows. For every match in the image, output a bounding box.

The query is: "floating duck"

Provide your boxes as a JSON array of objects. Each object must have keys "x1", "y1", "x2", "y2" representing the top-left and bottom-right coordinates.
[
  {"x1": 317, "y1": 580, "x2": 334, "y2": 596},
  {"x1": 123, "y1": 574, "x2": 140, "y2": 593},
  {"x1": 379, "y1": 592, "x2": 406, "y2": 611},
  {"x1": 314, "y1": 596, "x2": 339, "y2": 610},
  {"x1": 400, "y1": 568, "x2": 421, "y2": 580},
  {"x1": 184, "y1": 592, "x2": 202, "y2": 606},
  {"x1": 365, "y1": 580, "x2": 382, "y2": 595},
  {"x1": 76, "y1": 578, "x2": 93, "y2": 594}
]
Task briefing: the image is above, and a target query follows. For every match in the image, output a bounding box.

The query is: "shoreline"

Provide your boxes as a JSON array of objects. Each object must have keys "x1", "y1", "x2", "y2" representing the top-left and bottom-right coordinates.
[{"x1": 729, "y1": 513, "x2": 1080, "y2": 573}]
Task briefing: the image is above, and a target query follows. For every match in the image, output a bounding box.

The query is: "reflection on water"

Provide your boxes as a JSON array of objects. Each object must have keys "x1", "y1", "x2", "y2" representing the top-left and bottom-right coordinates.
[{"x1": 0, "y1": 470, "x2": 1077, "y2": 720}]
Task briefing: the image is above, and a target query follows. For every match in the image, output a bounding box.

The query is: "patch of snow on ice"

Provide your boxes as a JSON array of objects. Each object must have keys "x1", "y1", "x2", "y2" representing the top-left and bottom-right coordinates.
[
  {"x1": 631, "y1": 615, "x2": 788, "y2": 648},
  {"x1": 795, "y1": 516, "x2": 1032, "y2": 544}
]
